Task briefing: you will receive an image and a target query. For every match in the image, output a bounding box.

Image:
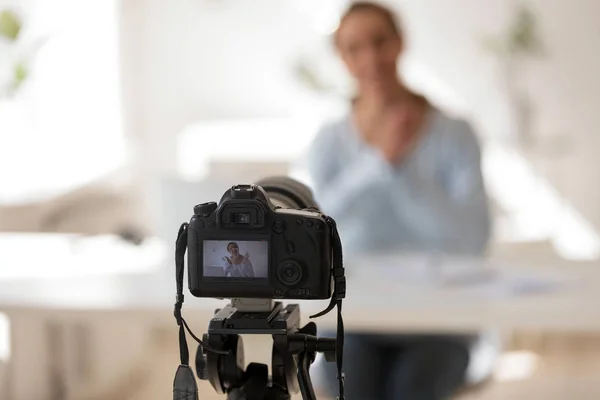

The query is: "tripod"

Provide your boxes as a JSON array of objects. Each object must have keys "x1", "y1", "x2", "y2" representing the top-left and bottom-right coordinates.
[{"x1": 196, "y1": 300, "x2": 337, "y2": 400}]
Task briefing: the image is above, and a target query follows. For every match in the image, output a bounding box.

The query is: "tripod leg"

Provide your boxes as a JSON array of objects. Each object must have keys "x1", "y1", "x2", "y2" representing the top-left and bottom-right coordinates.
[
  {"x1": 272, "y1": 334, "x2": 298, "y2": 394},
  {"x1": 226, "y1": 363, "x2": 268, "y2": 400},
  {"x1": 297, "y1": 352, "x2": 317, "y2": 400}
]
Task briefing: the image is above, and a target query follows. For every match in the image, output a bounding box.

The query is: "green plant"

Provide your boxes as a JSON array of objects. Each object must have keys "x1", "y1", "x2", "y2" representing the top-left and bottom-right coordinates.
[
  {"x1": 0, "y1": 8, "x2": 29, "y2": 96},
  {"x1": 0, "y1": 9, "x2": 21, "y2": 40},
  {"x1": 484, "y1": 3, "x2": 546, "y2": 59}
]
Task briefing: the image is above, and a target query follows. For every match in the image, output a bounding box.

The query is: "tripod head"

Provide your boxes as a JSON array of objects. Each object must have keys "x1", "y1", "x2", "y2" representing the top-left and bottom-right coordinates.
[{"x1": 195, "y1": 300, "x2": 337, "y2": 400}]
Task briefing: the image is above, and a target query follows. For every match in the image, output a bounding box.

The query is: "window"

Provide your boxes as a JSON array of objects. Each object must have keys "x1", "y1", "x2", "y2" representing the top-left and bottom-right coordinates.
[{"x1": 0, "y1": 0, "x2": 125, "y2": 204}]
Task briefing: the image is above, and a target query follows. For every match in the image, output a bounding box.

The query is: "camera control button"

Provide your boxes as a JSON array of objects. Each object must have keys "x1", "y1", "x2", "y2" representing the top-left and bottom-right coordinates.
[
  {"x1": 276, "y1": 260, "x2": 303, "y2": 286},
  {"x1": 273, "y1": 220, "x2": 285, "y2": 234},
  {"x1": 197, "y1": 220, "x2": 205, "y2": 228},
  {"x1": 194, "y1": 202, "x2": 217, "y2": 216},
  {"x1": 286, "y1": 241, "x2": 295, "y2": 253},
  {"x1": 208, "y1": 221, "x2": 215, "y2": 228}
]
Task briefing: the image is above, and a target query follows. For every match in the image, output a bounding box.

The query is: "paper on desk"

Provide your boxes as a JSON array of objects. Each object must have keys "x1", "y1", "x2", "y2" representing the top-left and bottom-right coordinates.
[
  {"x1": 346, "y1": 254, "x2": 494, "y2": 284},
  {"x1": 440, "y1": 270, "x2": 566, "y2": 300},
  {"x1": 346, "y1": 254, "x2": 568, "y2": 299}
]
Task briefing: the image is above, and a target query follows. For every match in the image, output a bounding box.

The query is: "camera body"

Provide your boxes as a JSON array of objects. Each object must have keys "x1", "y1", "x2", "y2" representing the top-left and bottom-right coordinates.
[{"x1": 187, "y1": 184, "x2": 332, "y2": 300}]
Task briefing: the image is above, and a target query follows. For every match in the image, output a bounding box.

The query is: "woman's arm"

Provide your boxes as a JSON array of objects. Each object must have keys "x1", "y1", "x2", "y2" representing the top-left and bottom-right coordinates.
[
  {"x1": 307, "y1": 123, "x2": 395, "y2": 219},
  {"x1": 389, "y1": 122, "x2": 491, "y2": 254},
  {"x1": 307, "y1": 118, "x2": 490, "y2": 255},
  {"x1": 222, "y1": 257, "x2": 233, "y2": 277},
  {"x1": 242, "y1": 258, "x2": 255, "y2": 278}
]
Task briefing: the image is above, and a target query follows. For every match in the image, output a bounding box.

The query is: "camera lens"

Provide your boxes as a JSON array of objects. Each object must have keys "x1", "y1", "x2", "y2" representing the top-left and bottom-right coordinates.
[
  {"x1": 232, "y1": 213, "x2": 251, "y2": 224},
  {"x1": 277, "y1": 260, "x2": 303, "y2": 286},
  {"x1": 254, "y1": 177, "x2": 319, "y2": 210}
]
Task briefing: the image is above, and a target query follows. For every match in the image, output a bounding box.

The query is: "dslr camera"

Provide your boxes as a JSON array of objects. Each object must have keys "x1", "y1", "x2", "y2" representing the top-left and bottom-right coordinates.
[
  {"x1": 187, "y1": 178, "x2": 333, "y2": 300},
  {"x1": 172, "y1": 177, "x2": 345, "y2": 400}
]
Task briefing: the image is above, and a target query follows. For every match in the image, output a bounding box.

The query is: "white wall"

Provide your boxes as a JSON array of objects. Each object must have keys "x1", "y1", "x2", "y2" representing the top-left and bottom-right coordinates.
[
  {"x1": 526, "y1": 0, "x2": 600, "y2": 229},
  {"x1": 119, "y1": 0, "x2": 600, "y2": 229},
  {"x1": 119, "y1": 0, "x2": 331, "y2": 174},
  {"x1": 395, "y1": 0, "x2": 600, "y2": 228},
  {"x1": 0, "y1": 0, "x2": 125, "y2": 204}
]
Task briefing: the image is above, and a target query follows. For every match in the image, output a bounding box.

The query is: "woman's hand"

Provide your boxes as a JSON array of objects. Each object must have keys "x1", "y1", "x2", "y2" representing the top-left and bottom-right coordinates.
[
  {"x1": 358, "y1": 96, "x2": 426, "y2": 164},
  {"x1": 372, "y1": 101, "x2": 423, "y2": 164}
]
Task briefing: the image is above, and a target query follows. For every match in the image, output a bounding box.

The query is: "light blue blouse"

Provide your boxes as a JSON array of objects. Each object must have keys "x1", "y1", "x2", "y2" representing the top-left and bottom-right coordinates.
[
  {"x1": 222, "y1": 256, "x2": 255, "y2": 278},
  {"x1": 306, "y1": 108, "x2": 491, "y2": 256}
]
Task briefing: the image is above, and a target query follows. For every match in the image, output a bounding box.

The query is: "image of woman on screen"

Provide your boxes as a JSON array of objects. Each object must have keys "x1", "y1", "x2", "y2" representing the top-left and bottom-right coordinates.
[{"x1": 222, "y1": 242, "x2": 255, "y2": 277}]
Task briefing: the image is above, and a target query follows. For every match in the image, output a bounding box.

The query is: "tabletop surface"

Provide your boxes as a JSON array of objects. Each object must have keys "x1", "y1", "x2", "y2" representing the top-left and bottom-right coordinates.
[{"x1": 1, "y1": 234, "x2": 599, "y2": 332}]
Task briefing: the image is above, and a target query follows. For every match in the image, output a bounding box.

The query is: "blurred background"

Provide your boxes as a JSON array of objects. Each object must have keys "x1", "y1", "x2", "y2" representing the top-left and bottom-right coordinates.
[{"x1": 1, "y1": 0, "x2": 600, "y2": 399}]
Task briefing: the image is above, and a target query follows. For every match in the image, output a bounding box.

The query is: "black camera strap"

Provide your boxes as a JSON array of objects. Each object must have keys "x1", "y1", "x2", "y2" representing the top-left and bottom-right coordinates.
[
  {"x1": 310, "y1": 216, "x2": 346, "y2": 400},
  {"x1": 173, "y1": 223, "x2": 227, "y2": 400},
  {"x1": 174, "y1": 223, "x2": 190, "y2": 365}
]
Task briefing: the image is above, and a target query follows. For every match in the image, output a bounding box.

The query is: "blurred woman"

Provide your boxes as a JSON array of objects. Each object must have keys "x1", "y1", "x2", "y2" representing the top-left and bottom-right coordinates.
[{"x1": 307, "y1": 2, "x2": 491, "y2": 399}]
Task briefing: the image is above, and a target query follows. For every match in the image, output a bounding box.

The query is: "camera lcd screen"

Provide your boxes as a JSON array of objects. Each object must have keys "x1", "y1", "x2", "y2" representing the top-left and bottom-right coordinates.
[{"x1": 203, "y1": 240, "x2": 269, "y2": 279}]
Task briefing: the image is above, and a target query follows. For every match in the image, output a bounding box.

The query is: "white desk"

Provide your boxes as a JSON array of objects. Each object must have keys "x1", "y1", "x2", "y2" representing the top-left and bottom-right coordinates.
[
  {"x1": 1, "y1": 234, "x2": 599, "y2": 399},
  {"x1": 1, "y1": 246, "x2": 597, "y2": 331}
]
